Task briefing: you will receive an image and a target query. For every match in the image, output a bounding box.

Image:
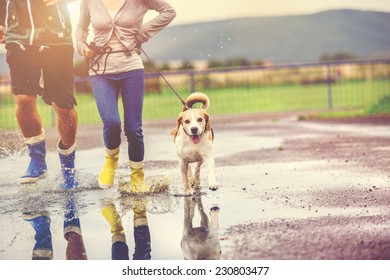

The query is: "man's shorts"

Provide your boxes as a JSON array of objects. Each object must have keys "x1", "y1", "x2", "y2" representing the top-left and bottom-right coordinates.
[{"x1": 6, "y1": 43, "x2": 77, "y2": 109}]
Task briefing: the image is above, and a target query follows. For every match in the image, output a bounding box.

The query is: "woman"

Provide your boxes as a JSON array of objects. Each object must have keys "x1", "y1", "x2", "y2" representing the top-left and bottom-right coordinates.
[{"x1": 76, "y1": 0, "x2": 176, "y2": 193}]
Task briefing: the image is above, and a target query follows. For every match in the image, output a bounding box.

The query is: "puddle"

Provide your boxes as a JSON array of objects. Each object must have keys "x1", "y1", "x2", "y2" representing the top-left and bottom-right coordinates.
[{"x1": 1, "y1": 151, "x2": 389, "y2": 260}]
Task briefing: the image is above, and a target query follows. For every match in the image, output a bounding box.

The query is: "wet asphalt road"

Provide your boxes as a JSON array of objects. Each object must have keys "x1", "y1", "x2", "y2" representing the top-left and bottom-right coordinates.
[{"x1": 0, "y1": 113, "x2": 389, "y2": 260}]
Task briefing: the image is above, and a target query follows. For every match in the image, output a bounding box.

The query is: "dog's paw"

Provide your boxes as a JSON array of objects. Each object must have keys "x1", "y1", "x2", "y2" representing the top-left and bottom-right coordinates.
[
  {"x1": 209, "y1": 185, "x2": 218, "y2": 191},
  {"x1": 193, "y1": 188, "x2": 202, "y2": 196},
  {"x1": 183, "y1": 188, "x2": 193, "y2": 197},
  {"x1": 210, "y1": 205, "x2": 220, "y2": 212}
]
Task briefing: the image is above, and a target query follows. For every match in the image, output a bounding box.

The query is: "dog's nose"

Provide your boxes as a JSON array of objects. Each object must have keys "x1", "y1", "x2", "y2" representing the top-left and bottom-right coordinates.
[{"x1": 191, "y1": 127, "x2": 198, "y2": 134}]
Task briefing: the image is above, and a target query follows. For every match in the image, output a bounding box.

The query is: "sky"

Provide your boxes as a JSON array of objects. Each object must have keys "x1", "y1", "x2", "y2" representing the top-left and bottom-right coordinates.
[
  {"x1": 1, "y1": 0, "x2": 389, "y2": 53},
  {"x1": 66, "y1": 0, "x2": 390, "y2": 25}
]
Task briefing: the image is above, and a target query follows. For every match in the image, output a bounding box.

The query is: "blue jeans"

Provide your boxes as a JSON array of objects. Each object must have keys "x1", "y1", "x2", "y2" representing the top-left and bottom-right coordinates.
[{"x1": 90, "y1": 69, "x2": 145, "y2": 162}]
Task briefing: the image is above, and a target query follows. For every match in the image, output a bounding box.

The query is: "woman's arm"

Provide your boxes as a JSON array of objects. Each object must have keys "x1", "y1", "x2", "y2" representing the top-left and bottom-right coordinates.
[{"x1": 136, "y1": 0, "x2": 176, "y2": 45}]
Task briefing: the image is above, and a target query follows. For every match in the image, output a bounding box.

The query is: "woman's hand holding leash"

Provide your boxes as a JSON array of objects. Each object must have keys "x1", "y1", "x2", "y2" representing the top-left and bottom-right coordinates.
[{"x1": 83, "y1": 45, "x2": 96, "y2": 59}]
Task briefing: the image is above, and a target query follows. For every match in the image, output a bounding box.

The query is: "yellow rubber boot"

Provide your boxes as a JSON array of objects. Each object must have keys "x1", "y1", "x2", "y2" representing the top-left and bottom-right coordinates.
[
  {"x1": 101, "y1": 201, "x2": 126, "y2": 244},
  {"x1": 98, "y1": 147, "x2": 120, "y2": 189},
  {"x1": 130, "y1": 161, "x2": 150, "y2": 194}
]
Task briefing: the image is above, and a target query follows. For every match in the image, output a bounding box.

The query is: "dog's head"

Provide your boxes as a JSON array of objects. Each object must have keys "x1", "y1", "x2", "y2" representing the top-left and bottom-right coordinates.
[
  {"x1": 170, "y1": 109, "x2": 211, "y2": 144},
  {"x1": 170, "y1": 92, "x2": 213, "y2": 143}
]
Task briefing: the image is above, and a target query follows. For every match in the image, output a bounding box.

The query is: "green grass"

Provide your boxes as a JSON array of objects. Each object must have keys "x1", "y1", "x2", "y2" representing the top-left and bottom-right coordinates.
[
  {"x1": 1, "y1": 79, "x2": 389, "y2": 129},
  {"x1": 299, "y1": 86, "x2": 390, "y2": 120},
  {"x1": 366, "y1": 95, "x2": 390, "y2": 114}
]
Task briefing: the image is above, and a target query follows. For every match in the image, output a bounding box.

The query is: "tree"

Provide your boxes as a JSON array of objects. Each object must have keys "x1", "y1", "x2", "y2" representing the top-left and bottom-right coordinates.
[
  {"x1": 178, "y1": 60, "x2": 194, "y2": 71},
  {"x1": 207, "y1": 59, "x2": 224, "y2": 69},
  {"x1": 319, "y1": 51, "x2": 358, "y2": 62},
  {"x1": 225, "y1": 57, "x2": 251, "y2": 67}
]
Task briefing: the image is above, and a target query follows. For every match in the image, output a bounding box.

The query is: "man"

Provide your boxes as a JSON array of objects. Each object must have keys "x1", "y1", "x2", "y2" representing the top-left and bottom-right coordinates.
[{"x1": 0, "y1": 0, "x2": 78, "y2": 189}]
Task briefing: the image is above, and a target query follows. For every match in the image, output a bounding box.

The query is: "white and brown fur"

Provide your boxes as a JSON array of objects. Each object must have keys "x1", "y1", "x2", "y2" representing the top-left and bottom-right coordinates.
[
  {"x1": 170, "y1": 92, "x2": 217, "y2": 196},
  {"x1": 181, "y1": 196, "x2": 221, "y2": 260}
]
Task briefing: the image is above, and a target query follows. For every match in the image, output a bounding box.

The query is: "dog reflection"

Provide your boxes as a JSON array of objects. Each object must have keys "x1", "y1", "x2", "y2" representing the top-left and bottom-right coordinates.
[
  {"x1": 181, "y1": 196, "x2": 221, "y2": 260},
  {"x1": 23, "y1": 193, "x2": 87, "y2": 260},
  {"x1": 101, "y1": 197, "x2": 151, "y2": 260}
]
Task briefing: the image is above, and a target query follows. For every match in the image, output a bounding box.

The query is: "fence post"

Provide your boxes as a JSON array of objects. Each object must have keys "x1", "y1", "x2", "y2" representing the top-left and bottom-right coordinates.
[{"x1": 326, "y1": 63, "x2": 333, "y2": 110}]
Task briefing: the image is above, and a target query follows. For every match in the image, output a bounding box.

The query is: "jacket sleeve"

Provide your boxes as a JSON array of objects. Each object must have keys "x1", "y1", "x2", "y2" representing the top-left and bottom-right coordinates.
[
  {"x1": 136, "y1": 0, "x2": 176, "y2": 44},
  {"x1": 0, "y1": 0, "x2": 6, "y2": 27},
  {"x1": 75, "y1": 0, "x2": 90, "y2": 56}
]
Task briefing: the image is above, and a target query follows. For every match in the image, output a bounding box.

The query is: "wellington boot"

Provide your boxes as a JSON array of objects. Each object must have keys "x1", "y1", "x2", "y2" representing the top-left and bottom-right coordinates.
[
  {"x1": 58, "y1": 141, "x2": 78, "y2": 190},
  {"x1": 20, "y1": 130, "x2": 47, "y2": 184},
  {"x1": 98, "y1": 147, "x2": 120, "y2": 189},
  {"x1": 130, "y1": 161, "x2": 150, "y2": 194}
]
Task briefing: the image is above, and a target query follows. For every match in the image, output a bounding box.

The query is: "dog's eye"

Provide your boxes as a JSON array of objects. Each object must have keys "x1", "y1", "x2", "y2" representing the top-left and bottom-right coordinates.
[
  {"x1": 197, "y1": 118, "x2": 203, "y2": 122},
  {"x1": 184, "y1": 120, "x2": 190, "y2": 124}
]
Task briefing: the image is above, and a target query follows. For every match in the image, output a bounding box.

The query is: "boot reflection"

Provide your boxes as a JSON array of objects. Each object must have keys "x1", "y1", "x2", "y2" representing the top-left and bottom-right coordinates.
[
  {"x1": 63, "y1": 193, "x2": 87, "y2": 260},
  {"x1": 132, "y1": 197, "x2": 151, "y2": 260},
  {"x1": 101, "y1": 197, "x2": 151, "y2": 260},
  {"x1": 101, "y1": 199, "x2": 129, "y2": 260},
  {"x1": 22, "y1": 193, "x2": 87, "y2": 260},
  {"x1": 23, "y1": 211, "x2": 53, "y2": 260},
  {"x1": 181, "y1": 196, "x2": 221, "y2": 260}
]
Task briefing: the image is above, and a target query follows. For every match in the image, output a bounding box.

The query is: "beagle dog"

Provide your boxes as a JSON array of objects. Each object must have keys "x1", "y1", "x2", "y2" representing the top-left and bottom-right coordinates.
[
  {"x1": 170, "y1": 92, "x2": 217, "y2": 196},
  {"x1": 181, "y1": 196, "x2": 221, "y2": 260}
]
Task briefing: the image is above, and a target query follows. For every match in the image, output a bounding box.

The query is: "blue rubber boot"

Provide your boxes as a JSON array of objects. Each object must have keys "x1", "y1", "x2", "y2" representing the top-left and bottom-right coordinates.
[
  {"x1": 20, "y1": 131, "x2": 47, "y2": 184},
  {"x1": 58, "y1": 141, "x2": 78, "y2": 190},
  {"x1": 23, "y1": 211, "x2": 53, "y2": 260}
]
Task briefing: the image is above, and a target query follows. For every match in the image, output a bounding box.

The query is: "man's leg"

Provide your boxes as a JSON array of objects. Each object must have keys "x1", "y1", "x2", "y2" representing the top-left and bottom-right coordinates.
[
  {"x1": 15, "y1": 95, "x2": 42, "y2": 138},
  {"x1": 41, "y1": 45, "x2": 78, "y2": 189},
  {"x1": 53, "y1": 104, "x2": 78, "y2": 189},
  {"x1": 52, "y1": 104, "x2": 78, "y2": 150}
]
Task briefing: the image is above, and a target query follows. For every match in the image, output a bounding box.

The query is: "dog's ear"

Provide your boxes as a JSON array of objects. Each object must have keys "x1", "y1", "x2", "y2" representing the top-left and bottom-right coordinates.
[
  {"x1": 203, "y1": 111, "x2": 211, "y2": 131},
  {"x1": 170, "y1": 113, "x2": 183, "y2": 141}
]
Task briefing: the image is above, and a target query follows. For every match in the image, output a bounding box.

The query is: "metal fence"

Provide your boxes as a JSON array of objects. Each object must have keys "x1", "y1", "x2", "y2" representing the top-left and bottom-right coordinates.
[{"x1": 1, "y1": 58, "x2": 389, "y2": 129}]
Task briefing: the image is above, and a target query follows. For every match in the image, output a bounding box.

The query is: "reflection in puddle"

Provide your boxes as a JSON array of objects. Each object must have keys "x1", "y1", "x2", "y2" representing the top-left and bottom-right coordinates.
[
  {"x1": 181, "y1": 196, "x2": 221, "y2": 260},
  {"x1": 22, "y1": 192, "x2": 87, "y2": 260},
  {"x1": 10, "y1": 174, "x2": 225, "y2": 260},
  {"x1": 101, "y1": 197, "x2": 151, "y2": 260}
]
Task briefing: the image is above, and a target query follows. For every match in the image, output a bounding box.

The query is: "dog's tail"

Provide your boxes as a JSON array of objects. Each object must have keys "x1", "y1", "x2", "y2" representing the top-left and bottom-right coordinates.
[{"x1": 183, "y1": 92, "x2": 210, "y2": 111}]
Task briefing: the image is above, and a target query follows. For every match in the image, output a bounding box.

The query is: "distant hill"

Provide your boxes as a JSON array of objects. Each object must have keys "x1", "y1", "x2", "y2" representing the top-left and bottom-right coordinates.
[
  {"x1": 142, "y1": 9, "x2": 390, "y2": 63},
  {"x1": 1, "y1": 9, "x2": 390, "y2": 77}
]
